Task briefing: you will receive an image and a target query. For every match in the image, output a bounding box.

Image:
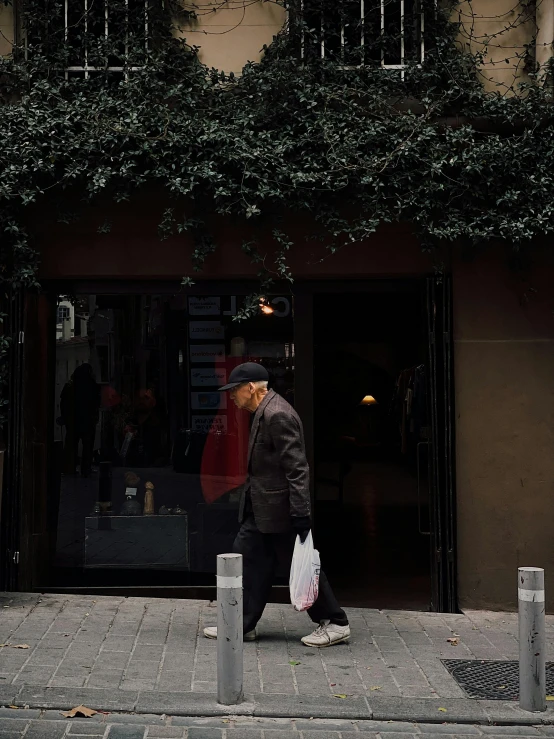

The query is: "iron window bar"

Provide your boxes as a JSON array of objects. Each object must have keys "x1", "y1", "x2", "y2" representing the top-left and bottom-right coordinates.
[
  {"x1": 63, "y1": 0, "x2": 151, "y2": 80},
  {"x1": 298, "y1": 0, "x2": 425, "y2": 78}
]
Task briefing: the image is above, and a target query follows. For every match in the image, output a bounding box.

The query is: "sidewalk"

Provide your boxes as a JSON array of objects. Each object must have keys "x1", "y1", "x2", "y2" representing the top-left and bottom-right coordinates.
[{"x1": 0, "y1": 593, "x2": 552, "y2": 725}]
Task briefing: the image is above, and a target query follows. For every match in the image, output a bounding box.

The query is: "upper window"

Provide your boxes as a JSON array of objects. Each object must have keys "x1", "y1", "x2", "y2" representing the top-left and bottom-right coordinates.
[
  {"x1": 292, "y1": 0, "x2": 425, "y2": 73},
  {"x1": 62, "y1": 0, "x2": 151, "y2": 78},
  {"x1": 57, "y1": 304, "x2": 71, "y2": 323}
]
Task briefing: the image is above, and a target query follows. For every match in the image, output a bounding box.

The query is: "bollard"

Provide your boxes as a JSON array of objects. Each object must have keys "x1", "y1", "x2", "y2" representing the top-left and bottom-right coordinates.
[
  {"x1": 519, "y1": 567, "x2": 546, "y2": 712},
  {"x1": 217, "y1": 553, "x2": 243, "y2": 705}
]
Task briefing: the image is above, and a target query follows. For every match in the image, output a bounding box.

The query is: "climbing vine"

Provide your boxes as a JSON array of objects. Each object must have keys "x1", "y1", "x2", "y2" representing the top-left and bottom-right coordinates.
[{"x1": 0, "y1": 0, "x2": 553, "y2": 415}]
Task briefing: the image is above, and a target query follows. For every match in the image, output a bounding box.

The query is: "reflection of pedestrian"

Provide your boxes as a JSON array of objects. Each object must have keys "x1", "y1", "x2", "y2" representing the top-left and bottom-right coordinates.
[
  {"x1": 123, "y1": 388, "x2": 168, "y2": 467},
  {"x1": 60, "y1": 363, "x2": 100, "y2": 477},
  {"x1": 204, "y1": 362, "x2": 350, "y2": 648}
]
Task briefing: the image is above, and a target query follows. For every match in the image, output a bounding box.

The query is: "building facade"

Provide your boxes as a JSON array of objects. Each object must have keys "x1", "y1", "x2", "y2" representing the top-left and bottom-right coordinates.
[{"x1": 1, "y1": 0, "x2": 554, "y2": 612}]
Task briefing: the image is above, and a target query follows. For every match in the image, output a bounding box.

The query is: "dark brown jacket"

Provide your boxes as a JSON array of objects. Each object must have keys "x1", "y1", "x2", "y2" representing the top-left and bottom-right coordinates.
[{"x1": 238, "y1": 390, "x2": 311, "y2": 534}]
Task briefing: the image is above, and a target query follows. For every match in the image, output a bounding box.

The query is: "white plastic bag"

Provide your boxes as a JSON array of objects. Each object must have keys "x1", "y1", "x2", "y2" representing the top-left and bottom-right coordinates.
[{"x1": 289, "y1": 531, "x2": 321, "y2": 611}]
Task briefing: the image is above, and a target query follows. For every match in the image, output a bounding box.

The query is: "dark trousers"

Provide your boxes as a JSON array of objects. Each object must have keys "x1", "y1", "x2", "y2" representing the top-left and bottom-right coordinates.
[
  {"x1": 63, "y1": 427, "x2": 95, "y2": 476},
  {"x1": 232, "y1": 514, "x2": 348, "y2": 634}
]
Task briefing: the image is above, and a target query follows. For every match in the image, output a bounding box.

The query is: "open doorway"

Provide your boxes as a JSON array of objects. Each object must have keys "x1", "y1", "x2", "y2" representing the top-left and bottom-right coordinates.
[{"x1": 313, "y1": 285, "x2": 432, "y2": 610}]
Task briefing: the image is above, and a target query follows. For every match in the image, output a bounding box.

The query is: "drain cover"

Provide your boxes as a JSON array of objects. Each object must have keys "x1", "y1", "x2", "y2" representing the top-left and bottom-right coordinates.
[{"x1": 442, "y1": 660, "x2": 554, "y2": 700}]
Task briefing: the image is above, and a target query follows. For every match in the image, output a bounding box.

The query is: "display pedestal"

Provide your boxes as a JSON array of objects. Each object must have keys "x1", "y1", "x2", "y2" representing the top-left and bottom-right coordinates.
[{"x1": 84, "y1": 515, "x2": 189, "y2": 569}]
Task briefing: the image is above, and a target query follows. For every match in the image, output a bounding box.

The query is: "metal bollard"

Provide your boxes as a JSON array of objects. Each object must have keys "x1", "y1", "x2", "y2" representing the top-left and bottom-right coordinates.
[
  {"x1": 518, "y1": 567, "x2": 546, "y2": 712},
  {"x1": 217, "y1": 553, "x2": 243, "y2": 705}
]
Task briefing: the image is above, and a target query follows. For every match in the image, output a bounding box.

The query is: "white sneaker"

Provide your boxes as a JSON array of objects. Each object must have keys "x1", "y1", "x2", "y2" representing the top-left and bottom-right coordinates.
[
  {"x1": 301, "y1": 621, "x2": 351, "y2": 647},
  {"x1": 203, "y1": 626, "x2": 257, "y2": 641}
]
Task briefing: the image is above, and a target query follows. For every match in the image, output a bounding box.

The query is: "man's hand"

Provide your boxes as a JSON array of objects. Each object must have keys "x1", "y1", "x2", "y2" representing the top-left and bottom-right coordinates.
[{"x1": 291, "y1": 515, "x2": 311, "y2": 544}]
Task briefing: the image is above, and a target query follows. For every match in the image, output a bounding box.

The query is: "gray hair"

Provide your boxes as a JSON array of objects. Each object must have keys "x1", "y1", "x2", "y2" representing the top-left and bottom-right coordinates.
[{"x1": 252, "y1": 380, "x2": 268, "y2": 390}]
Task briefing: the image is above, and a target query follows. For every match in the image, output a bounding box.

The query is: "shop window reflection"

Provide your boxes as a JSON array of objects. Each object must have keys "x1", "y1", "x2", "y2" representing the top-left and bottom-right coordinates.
[{"x1": 53, "y1": 292, "x2": 294, "y2": 583}]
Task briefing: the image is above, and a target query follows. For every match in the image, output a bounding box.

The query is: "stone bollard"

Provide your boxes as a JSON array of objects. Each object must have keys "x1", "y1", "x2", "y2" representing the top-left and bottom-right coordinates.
[
  {"x1": 217, "y1": 553, "x2": 243, "y2": 705},
  {"x1": 519, "y1": 567, "x2": 546, "y2": 712}
]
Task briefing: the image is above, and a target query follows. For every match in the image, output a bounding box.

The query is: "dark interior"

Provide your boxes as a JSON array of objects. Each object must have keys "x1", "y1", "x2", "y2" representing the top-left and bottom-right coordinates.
[{"x1": 312, "y1": 288, "x2": 432, "y2": 610}]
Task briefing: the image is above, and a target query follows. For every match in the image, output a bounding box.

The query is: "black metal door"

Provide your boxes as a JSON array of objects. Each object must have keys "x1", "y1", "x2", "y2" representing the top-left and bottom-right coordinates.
[
  {"x1": 0, "y1": 288, "x2": 25, "y2": 591},
  {"x1": 427, "y1": 275, "x2": 457, "y2": 612}
]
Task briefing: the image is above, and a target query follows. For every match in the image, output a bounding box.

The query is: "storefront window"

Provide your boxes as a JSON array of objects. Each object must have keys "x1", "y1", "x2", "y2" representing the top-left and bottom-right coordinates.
[{"x1": 52, "y1": 292, "x2": 294, "y2": 583}]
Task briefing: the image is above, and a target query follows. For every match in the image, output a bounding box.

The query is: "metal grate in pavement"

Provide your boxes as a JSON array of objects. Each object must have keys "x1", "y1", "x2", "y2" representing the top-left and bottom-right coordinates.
[{"x1": 442, "y1": 659, "x2": 554, "y2": 700}]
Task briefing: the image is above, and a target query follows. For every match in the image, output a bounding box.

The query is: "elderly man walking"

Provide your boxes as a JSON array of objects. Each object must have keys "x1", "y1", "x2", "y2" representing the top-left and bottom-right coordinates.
[{"x1": 203, "y1": 362, "x2": 350, "y2": 648}]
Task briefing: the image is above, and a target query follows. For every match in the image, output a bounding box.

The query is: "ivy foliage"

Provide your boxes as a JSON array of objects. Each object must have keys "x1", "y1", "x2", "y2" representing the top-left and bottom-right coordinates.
[{"x1": 0, "y1": 0, "x2": 552, "y2": 405}]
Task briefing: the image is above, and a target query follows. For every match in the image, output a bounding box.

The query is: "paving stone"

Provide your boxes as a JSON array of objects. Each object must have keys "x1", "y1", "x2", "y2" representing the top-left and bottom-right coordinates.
[
  {"x1": 145, "y1": 727, "x2": 184, "y2": 738},
  {"x1": 223, "y1": 731, "x2": 262, "y2": 739},
  {"x1": 24, "y1": 721, "x2": 68, "y2": 739},
  {"x1": 298, "y1": 732, "x2": 340, "y2": 739},
  {"x1": 294, "y1": 720, "x2": 360, "y2": 732},
  {"x1": 66, "y1": 723, "x2": 106, "y2": 735},
  {"x1": 49, "y1": 679, "x2": 88, "y2": 689},
  {"x1": 0, "y1": 720, "x2": 29, "y2": 732},
  {"x1": 93, "y1": 655, "x2": 129, "y2": 670},
  {"x1": 86, "y1": 671, "x2": 124, "y2": 689},
  {"x1": 94, "y1": 718, "x2": 154, "y2": 728},
  {"x1": 416, "y1": 726, "x2": 482, "y2": 735},
  {"x1": 167, "y1": 720, "x2": 227, "y2": 730},
  {"x1": 480, "y1": 729, "x2": 542, "y2": 736},
  {"x1": 119, "y1": 681, "x2": 157, "y2": 692},
  {"x1": 107, "y1": 727, "x2": 146, "y2": 739},
  {"x1": 185, "y1": 731, "x2": 222, "y2": 739},
  {"x1": 0, "y1": 710, "x2": 41, "y2": 720}
]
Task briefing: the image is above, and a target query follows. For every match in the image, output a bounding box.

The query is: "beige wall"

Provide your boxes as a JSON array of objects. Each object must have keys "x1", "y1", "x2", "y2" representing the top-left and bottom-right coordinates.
[
  {"x1": 180, "y1": 0, "x2": 285, "y2": 73},
  {"x1": 454, "y1": 250, "x2": 554, "y2": 611},
  {"x1": 454, "y1": 0, "x2": 536, "y2": 93},
  {"x1": 0, "y1": 2, "x2": 14, "y2": 56}
]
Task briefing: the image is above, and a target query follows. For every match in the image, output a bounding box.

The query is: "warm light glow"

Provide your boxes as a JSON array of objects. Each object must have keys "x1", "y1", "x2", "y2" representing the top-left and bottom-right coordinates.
[
  {"x1": 360, "y1": 395, "x2": 378, "y2": 406},
  {"x1": 259, "y1": 298, "x2": 274, "y2": 315}
]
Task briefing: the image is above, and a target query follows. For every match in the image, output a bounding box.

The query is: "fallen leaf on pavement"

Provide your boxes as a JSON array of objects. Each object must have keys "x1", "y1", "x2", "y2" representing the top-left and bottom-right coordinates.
[
  {"x1": 547, "y1": 696, "x2": 554, "y2": 701},
  {"x1": 497, "y1": 685, "x2": 507, "y2": 690},
  {"x1": 289, "y1": 660, "x2": 301, "y2": 666},
  {"x1": 438, "y1": 708, "x2": 447, "y2": 713},
  {"x1": 333, "y1": 694, "x2": 347, "y2": 699},
  {"x1": 8, "y1": 706, "x2": 19, "y2": 710},
  {"x1": 446, "y1": 638, "x2": 459, "y2": 646},
  {"x1": 370, "y1": 686, "x2": 382, "y2": 691},
  {"x1": 12, "y1": 645, "x2": 30, "y2": 649},
  {"x1": 61, "y1": 706, "x2": 98, "y2": 718}
]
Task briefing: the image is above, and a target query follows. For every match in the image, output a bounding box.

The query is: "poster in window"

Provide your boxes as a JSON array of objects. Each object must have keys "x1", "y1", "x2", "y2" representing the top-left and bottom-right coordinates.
[
  {"x1": 188, "y1": 297, "x2": 221, "y2": 316},
  {"x1": 191, "y1": 368, "x2": 226, "y2": 387},
  {"x1": 189, "y1": 321, "x2": 225, "y2": 340},
  {"x1": 190, "y1": 344, "x2": 225, "y2": 363},
  {"x1": 192, "y1": 415, "x2": 228, "y2": 435},
  {"x1": 191, "y1": 392, "x2": 226, "y2": 411}
]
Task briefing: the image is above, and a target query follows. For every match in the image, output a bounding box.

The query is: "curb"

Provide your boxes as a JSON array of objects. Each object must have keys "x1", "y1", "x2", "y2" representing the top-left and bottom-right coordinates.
[{"x1": 3, "y1": 684, "x2": 554, "y2": 725}]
